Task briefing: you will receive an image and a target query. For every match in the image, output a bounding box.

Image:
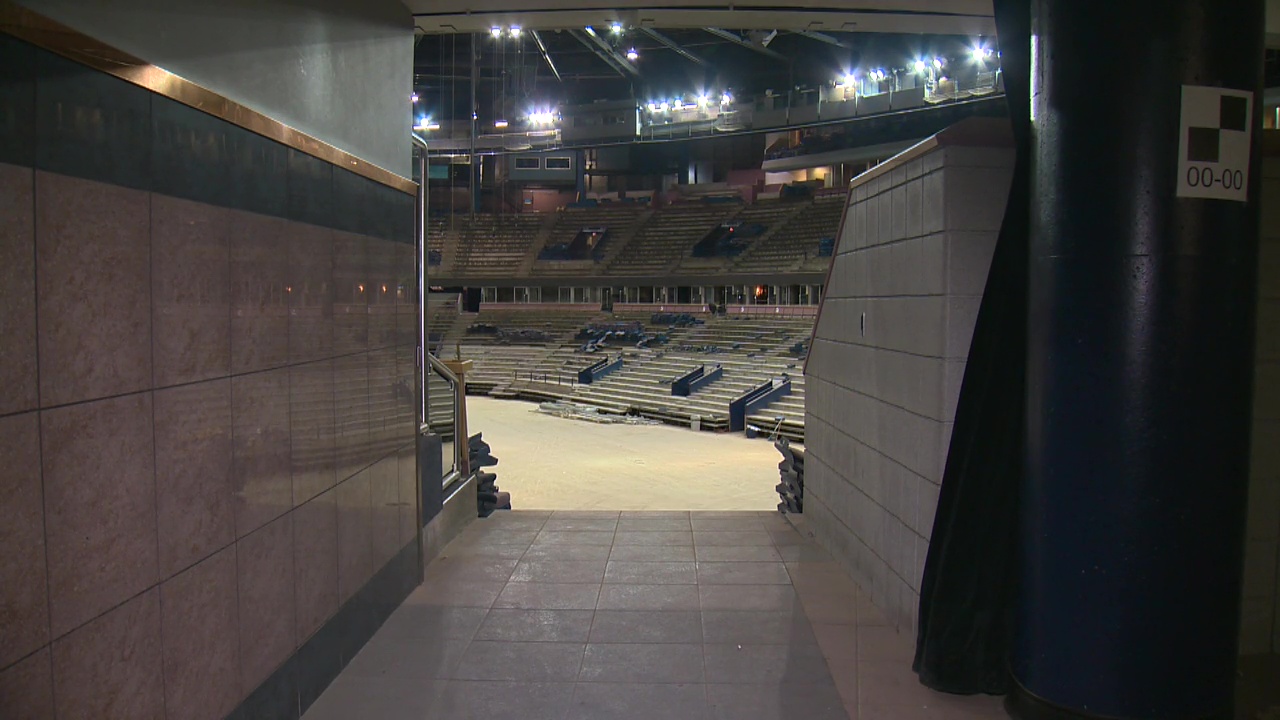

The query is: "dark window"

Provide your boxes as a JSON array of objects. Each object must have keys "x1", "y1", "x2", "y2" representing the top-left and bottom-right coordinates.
[
  {"x1": 515, "y1": 157, "x2": 540, "y2": 170},
  {"x1": 546, "y1": 157, "x2": 571, "y2": 170}
]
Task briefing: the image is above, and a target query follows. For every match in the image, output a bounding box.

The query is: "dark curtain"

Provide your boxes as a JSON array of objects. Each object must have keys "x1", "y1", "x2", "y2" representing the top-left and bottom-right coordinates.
[{"x1": 911, "y1": 0, "x2": 1030, "y2": 695}]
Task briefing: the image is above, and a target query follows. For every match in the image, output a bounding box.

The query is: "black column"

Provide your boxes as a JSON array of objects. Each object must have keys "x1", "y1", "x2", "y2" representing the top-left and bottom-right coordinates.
[{"x1": 1013, "y1": 2, "x2": 1263, "y2": 719}]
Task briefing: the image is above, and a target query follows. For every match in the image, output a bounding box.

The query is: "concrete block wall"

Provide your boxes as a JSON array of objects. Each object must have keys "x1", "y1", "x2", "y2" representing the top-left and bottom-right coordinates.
[
  {"x1": 1246, "y1": 156, "x2": 1280, "y2": 654},
  {"x1": 804, "y1": 137, "x2": 1013, "y2": 634}
]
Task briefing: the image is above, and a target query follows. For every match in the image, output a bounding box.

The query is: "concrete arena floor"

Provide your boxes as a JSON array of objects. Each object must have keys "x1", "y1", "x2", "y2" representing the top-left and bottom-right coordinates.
[{"x1": 466, "y1": 397, "x2": 785, "y2": 511}]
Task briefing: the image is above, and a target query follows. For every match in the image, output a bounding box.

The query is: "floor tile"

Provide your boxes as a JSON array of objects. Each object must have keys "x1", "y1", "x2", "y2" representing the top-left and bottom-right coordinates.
[
  {"x1": 616, "y1": 516, "x2": 692, "y2": 532},
  {"x1": 704, "y1": 643, "x2": 832, "y2": 685},
  {"x1": 343, "y1": 637, "x2": 469, "y2": 680},
  {"x1": 543, "y1": 516, "x2": 620, "y2": 532},
  {"x1": 429, "y1": 681, "x2": 574, "y2": 720},
  {"x1": 302, "y1": 675, "x2": 440, "y2": 720},
  {"x1": 690, "y1": 515, "x2": 765, "y2": 531},
  {"x1": 858, "y1": 625, "x2": 914, "y2": 663},
  {"x1": 706, "y1": 682, "x2": 850, "y2": 720},
  {"x1": 597, "y1": 584, "x2": 701, "y2": 611},
  {"x1": 800, "y1": 594, "x2": 860, "y2": 625},
  {"x1": 406, "y1": 580, "x2": 505, "y2": 608},
  {"x1": 425, "y1": 556, "x2": 520, "y2": 583},
  {"x1": 376, "y1": 605, "x2": 489, "y2": 643},
  {"x1": 589, "y1": 610, "x2": 702, "y2": 644},
  {"x1": 699, "y1": 585, "x2": 798, "y2": 612},
  {"x1": 510, "y1": 560, "x2": 607, "y2": 584},
  {"x1": 451, "y1": 641, "x2": 585, "y2": 682},
  {"x1": 856, "y1": 660, "x2": 944, "y2": 708},
  {"x1": 695, "y1": 545, "x2": 783, "y2": 563},
  {"x1": 579, "y1": 643, "x2": 704, "y2": 683},
  {"x1": 696, "y1": 562, "x2": 791, "y2": 585},
  {"x1": 604, "y1": 561, "x2": 697, "y2": 584},
  {"x1": 701, "y1": 610, "x2": 818, "y2": 646},
  {"x1": 493, "y1": 582, "x2": 601, "y2": 610},
  {"x1": 813, "y1": 624, "x2": 860, "y2": 663},
  {"x1": 609, "y1": 545, "x2": 695, "y2": 562},
  {"x1": 441, "y1": 543, "x2": 529, "y2": 560},
  {"x1": 475, "y1": 609, "x2": 595, "y2": 643},
  {"x1": 567, "y1": 682, "x2": 709, "y2": 720},
  {"x1": 523, "y1": 544, "x2": 613, "y2": 561},
  {"x1": 613, "y1": 531, "x2": 693, "y2": 546},
  {"x1": 531, "y1": 531, "x2": 616, "y2": 547},
  {"x1": 459, "y1": 527, "x2": 540, "y2": 546},
  {"x1": 768, "y1": 528, "x2": 807, "y2": 546},
  {"x1": 777, "y1": 544, "x2": 836, "y2": 563},
  {"x1": 694, "y1": 531, "x2": 774, "y2": 547}
]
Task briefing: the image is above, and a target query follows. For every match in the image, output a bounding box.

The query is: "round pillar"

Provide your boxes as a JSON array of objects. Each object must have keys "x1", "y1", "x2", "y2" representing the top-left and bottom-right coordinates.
[{"x1": 1013, "y1": 1, "x2": 1263, "y2": 718}]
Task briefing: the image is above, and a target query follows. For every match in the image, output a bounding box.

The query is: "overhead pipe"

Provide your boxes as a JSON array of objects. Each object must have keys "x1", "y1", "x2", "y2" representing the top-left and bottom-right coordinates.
[
  {"x1": 530, "y1": 30, "x2": 563, "y2": 82},
  {"x1": 638, "y1": 27, "x2": 710, "y2": 66}
]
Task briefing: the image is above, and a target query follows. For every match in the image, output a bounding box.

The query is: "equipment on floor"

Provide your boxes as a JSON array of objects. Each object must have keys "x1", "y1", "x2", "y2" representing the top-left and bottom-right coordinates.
[
  {"x1": 470, "y1": 433, "x2": 510, "y2": 516},
  {"x1": 775, "y1": 439, "x2": 804, "y2": 514}
]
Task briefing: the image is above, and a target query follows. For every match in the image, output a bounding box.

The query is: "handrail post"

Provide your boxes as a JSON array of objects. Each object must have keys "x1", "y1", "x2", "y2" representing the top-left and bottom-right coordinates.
[{"x1": 411, "y1": 132, "x2": 429, "y2": 432}]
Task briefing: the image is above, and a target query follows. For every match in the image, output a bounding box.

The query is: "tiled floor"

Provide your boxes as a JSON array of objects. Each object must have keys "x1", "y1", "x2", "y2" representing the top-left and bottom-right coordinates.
[{"x1": 303, "y1": 511, "x2": 1007, "y2": 720}]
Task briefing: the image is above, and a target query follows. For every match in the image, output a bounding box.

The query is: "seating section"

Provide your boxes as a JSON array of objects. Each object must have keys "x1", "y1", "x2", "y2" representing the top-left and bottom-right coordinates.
[
  {"x1": 449, "y1": 213, "x2": 547, "y2": 277},
  {"x1": 734, "y1": 195, "x2": 845, "y2": 273},
  {"x1": 607, "y1": 203, "x2": 736, "y2": 275},
  {"x1": 438, "y1": 308, "x2": 812, "y2": 442},
  {"x1": 534, "y1": 206, "x2": 647, "y2": 276},
  {"x1": 430, "y1": 194, "x2": 845, "y2": 280},
  {"x1": 678, "y1": 200, "x2": 804, "y2": 271}
]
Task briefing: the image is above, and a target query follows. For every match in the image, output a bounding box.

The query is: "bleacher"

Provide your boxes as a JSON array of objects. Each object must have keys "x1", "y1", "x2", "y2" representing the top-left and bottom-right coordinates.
[
  {"x1": 436, "y1": 307, "x2": 812, "y2": 442},
  {"x1": 733, "y1": 194, "x2": 845, "y2": 273},
  {"x1": 677, "y1": 199, "x2": 804, "y2": 271},
  {"x1": 606, "y1": 203, "x2": 737, "y2": 276},
  {"x1": 533, "y1": 205, "x2": 647, "y2": 276},
  {"x1": 448, "y1": 213, "x2": 547, "y2": 277}
]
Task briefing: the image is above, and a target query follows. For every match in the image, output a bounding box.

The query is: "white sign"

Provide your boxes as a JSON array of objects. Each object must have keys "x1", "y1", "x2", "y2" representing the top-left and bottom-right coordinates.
[{"x1": 1177, "y1": 85, "x2": 1253, "y2": 202}]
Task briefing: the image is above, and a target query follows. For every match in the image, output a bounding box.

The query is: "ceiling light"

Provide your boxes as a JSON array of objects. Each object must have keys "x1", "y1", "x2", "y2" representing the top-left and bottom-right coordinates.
[
  {"x1": 697, "y1": 93, "x2": 709, "y2": 106},
  {"x1": 495, "y1": 119, "x2": 509, "y2": 129},
  {"x1": 411, "y1": 92, "x2": 419, "y2": 103},
  {"x1": 626, "y1": 48, "x2": 639, "y2": 61},
  {"x1": 913, "y1": 60, "x2": 926, "y2": 73},
  {"x1": 611, "y1": 22, "x2": 624, "y2": 34},
  {"x1": 933, "y1": 57, "x2": 944, "y2": 69},
  {"x1": 509, "y1": 26, "x2": 522, "y2": 37},
  {"x1": 721, "y1": 92, "x2": 732, "y2": 104},
  {"x1": 971, "y1": 45, "x2": 991, "y2": 61},
  {"x1": 490, "y1": 27, "x2": 502, "y2": 38}
]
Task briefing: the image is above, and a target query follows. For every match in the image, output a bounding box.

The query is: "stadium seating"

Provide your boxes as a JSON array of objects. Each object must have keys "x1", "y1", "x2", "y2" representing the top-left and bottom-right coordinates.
[
  {"x1": 447, "y1": 213, "x2": 548, "y2": 277},
  {"x1": 677, "y1": 199, "x2": 805, "y2": 271},
  {"x1": 606, "y1": 203, "x2": 738, "y2": 275},
  {"x1": 533, "y1": 205, "x2": 648, "y2": 276},
  {"x1": 437, "y1": 307, "x2": 811, "y2": 442},
  {"x1": 733, "y1": 195, "x2": 845, "y2": 273}
]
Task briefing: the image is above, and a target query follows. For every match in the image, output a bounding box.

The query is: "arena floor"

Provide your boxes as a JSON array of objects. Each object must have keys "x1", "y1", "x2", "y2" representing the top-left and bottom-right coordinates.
[{"x1": 467, "y1": 397, "x2": 786, "y2": 511}]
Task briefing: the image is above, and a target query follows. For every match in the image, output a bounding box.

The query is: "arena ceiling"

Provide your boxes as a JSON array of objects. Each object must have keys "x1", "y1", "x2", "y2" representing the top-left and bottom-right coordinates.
[{"x1": 411, "y1": 2, "x2": 999, "y2": 123}]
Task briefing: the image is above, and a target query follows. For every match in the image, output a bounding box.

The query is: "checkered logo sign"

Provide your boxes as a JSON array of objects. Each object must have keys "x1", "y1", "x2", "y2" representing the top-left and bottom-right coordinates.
[{"x1": 1178, "y1": 86, "x2": 1253, "y2": 202}]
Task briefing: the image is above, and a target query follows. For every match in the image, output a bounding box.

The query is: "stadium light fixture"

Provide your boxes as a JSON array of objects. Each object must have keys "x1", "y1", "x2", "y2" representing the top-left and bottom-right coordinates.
[
  {"x1": 913, "y1": 59, "x2": 926, "y2": 73},
  {"x1": 411, "y1": 92, "x2": 419, "y2": 103},
  {"x1": 494, "y1": 119, "x2": 509, "y2": 129},
  {"x1": 971, "y1": 45, "x2": 992, "y2": 61},
  {"x1": 611, "y1": 22, "x2": 624, "y2": 34},
  {"x1": 509, "y1": 26, "x2": 522, "y2": 38},
  {"x1": 933, "y1": 57, "x2": 944, "y2": 69},
  {"x1": 626, "y1": 47, "x2": 639, "y2": 61},
  {"x1": 697, "y1": 93, "x2": 709, "y2": 107},
  {"x1": 721, "y1": 91, "x2": 732, "y2": 105},
  {"x1": 490, "y1": 27, "x2": 502, "y2": 38}
]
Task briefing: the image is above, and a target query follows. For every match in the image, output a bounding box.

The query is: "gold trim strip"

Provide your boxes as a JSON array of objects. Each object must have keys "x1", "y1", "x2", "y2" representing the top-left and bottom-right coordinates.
[{"x1": 0, "y1": 0, "x2": 417, "y2": 196}]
